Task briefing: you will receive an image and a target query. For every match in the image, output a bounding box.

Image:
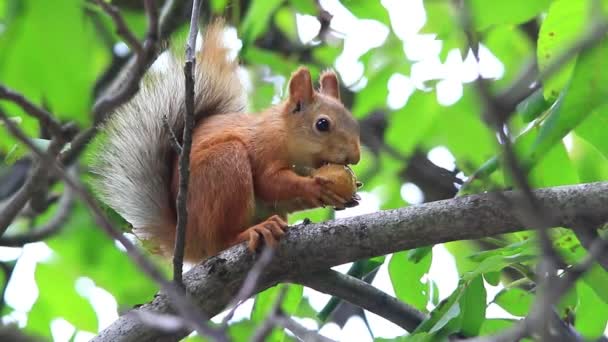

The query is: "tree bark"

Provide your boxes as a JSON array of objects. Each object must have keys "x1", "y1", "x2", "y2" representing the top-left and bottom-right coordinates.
[{"x1": 93, "y1": 182, "x2": 608, "y2": 342}]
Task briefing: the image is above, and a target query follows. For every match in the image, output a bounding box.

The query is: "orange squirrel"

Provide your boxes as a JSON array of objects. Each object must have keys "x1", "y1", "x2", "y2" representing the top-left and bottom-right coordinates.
[{"x1": 92, "y1": 21, "x2": 360, "y2": 262}]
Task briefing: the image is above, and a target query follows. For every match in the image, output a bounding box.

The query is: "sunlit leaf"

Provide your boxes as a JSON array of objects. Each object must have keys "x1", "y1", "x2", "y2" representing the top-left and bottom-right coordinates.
[
  {"x1": 389, "y1": 249, "x2": 432, "y2": 312},
  {"x1": 469, "y1": 0, "x2": 552, "y2": 31},
  {"x1": 493, "y1": 288, "x2": 533, "y2": 317}
]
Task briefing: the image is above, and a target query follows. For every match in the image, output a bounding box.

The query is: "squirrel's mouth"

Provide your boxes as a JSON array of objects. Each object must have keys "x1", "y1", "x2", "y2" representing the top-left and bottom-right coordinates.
[{"x1": 316, "y1": 159, "x2": 347, "y2": 168}]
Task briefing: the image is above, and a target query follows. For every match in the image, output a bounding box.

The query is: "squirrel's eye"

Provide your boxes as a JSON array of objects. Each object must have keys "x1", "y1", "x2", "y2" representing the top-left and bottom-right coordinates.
[{"x1": 316, "y1": 118, "x2": 330, "y2": 132}]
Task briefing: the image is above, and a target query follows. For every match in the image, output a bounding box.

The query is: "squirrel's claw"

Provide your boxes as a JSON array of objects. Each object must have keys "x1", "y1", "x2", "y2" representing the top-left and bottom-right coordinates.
[{"x1": 240, "y1": 215, "x2": 289, "y2": 252}]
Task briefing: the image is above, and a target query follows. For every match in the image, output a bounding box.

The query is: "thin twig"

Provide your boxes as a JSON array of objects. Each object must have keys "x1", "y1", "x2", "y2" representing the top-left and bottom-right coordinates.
[
  {"x1": 252, "y1": 286, "x2": 336, "y2": 342},
  {"x1": 0, "y1": 173, "x2": 75, "y2": 247},
  {"x1": 293, "y1": 269, "x2": 426, "y2": 332},
  {"x1": 0, "y1": 109, "x2": 229, "y2": 342},
  {"x1": 0, "y1": 130, "x2": 65, "y2": 236},
  {"x1": 163, "y1": 114, "x2": 182, "y2": 153},
  {"x1": 173, "y1": 0, "x2": 201, "y2": 286},
  {"x1": 221, "y1": 247, "x2": 275, "y2": 326},
  {"x1": 62, "y1": 0, "x2": 186, "y2": 166},
  {"x1": 91, "y1": 0, "x2": 159, "y2": 122},
  {"x1": 93, "y1": 0, "x2": 144, "y2": 55},
  {"x1": 251, "y1": 286, "x2": 289, "y2": 342},
  {"x1": 573, "y1": 227, "x2": 608, "y2": 271},
  {"x1": 0, "y1": 85, "x2": 65, "y2": 140},
  {"x1": 277, "y1": 315, "x2": 337, "y2": 342}
]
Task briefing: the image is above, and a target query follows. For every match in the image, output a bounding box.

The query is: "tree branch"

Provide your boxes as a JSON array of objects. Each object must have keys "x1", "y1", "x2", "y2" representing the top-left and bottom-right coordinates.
[
  {"x1": 94, "y1": 181, "x2": 608, "y2": 341},
  {"x1": 0, "y1": 85, "x2": 65, "y2": 140},
  {"x1": 293, "y1": 269, "x2": 426, "y2": 332},
  {"x1": 0, "y1": 173, "x2": 75, "y2": 247},
  {"x1": 93, "y1": 0, "x2": 144, "y2": 55},
  {"x1": 173, "y1": 0, "x2": 201, "y2": 286}
]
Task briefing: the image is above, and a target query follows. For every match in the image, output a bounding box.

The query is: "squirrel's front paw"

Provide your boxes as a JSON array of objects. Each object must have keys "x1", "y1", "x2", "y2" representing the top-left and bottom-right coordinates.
[{"x1": 302, "y1": 176, "x2": 349, "y2": 208}]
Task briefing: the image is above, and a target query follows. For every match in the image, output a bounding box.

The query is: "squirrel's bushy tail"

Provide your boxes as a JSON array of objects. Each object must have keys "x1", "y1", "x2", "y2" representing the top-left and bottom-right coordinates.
[{"x1": 91, "y1": 20, "x2": 245, "y2": 253}]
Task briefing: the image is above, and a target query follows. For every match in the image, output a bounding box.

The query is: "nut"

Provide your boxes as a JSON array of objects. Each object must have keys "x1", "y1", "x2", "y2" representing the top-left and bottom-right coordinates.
[{"x1": 310, "y1": 164, "x2": 358, "y2": 199}]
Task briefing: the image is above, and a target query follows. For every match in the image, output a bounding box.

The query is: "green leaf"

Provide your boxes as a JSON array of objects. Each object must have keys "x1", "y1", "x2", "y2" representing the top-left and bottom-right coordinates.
[
  {"x1": 274, "y1": 6, "x2": 297, "y2": 42},
  {"x1": 45, "y1": 202, "x2": 158, "y2": 308},
  {"x1": 210, "y1": 0, "x2": 229, "y2": 13},
  {"x1": 528, "y1": 141, "x2": 579, "y2": 187},
  {"x1": 575, "y1": 104, "x2": 608, "y2": 159},
  {"x1": 575, "y1": 281, "x2": 608, "y2": 339},
  {"x1": 483, "y1": 26, "x2": 534, "y2": 90},
  {"x1": 458, "y1": 276, "x2": 486, "y2": 336},
  {"x1": 288, "y1": 0, "x2": 317, "y2": 15},
  {"x1": 252, "y1": 284, "x2": 303, "y2": 341},
  {"x1": 422, "y1": 1, "x2": 458, "y2": 39},
  {"x1": 537, "y1": 0, "x2": 589, "y2": 100},
  {"x1": 478, "y1": 319, "x2": 516, "y2": 335},
  {"x1": 26, "y1": 260, "x2": 98, "y2": 336},
  {"x1": 414, "y1": 277, "x2": 485, "y2": 336},
  {"x1": 389, "y1": 250, "x2": 432, "y2": 312},
  {"x1": 570, "y1": 132, "x2": 608, "y2": 182},
  {"x1": 425, "y1": 89, "x2": 492, "y2": 172},
  {"x1": 493, "y1": 288, "x2": 533, "y2": 316},
  {"x1": 0, "y1": 0, "x2": 100, "y2": 126},
  {"x1": 240, "y1": 0, "x2": 283, "y2": 44},
  {"x1": 385, "y1": 91, "x2": 441, "y2": 156},
  {"x1": 516, "y1": 88, "x2": 551, "y2": 123},
  {"x1": 408, "y1": 247, "x2": 433, "y2": 263},
  {"x1": 483, "y1": 272, "x2": 501, "y2": 286},
  {"x1": 469, "y1": 0, "x2": 552, "y2": 31},
  {"x1": 341, "y1": 0, "x2": 390, "y2": 24}
]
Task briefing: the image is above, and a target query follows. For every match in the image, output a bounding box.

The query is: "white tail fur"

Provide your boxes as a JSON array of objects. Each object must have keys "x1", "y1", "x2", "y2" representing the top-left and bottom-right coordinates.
[{"x1": 91, "y1": 21, "x2": 246, "y2": 242}]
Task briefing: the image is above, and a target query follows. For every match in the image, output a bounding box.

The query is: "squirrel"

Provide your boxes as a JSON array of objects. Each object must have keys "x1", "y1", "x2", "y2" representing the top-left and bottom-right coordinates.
[{"x1": 91, "y1": 20, "x2": 361, "y2": 262}]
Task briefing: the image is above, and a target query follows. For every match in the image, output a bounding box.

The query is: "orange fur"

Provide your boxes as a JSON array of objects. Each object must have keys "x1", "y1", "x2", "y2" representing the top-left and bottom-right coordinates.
[{"x1": 165, "y1": 66, "x2": 360, "y2": 262}]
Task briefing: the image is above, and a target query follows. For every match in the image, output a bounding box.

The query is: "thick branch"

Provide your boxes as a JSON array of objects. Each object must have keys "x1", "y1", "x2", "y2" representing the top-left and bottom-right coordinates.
[
  {"x1": 293, "y1": 269, "x2": 426, "y2": 332},
  {"x1": 94, "y1": 182, "x2": 608, "y2": 342}
]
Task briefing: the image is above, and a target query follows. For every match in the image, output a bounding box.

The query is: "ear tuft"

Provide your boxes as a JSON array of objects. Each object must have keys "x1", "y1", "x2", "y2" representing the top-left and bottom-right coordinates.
[
  {"x1": 289, "y1": 67, "x2": 314, "y2": 106},
  {"x1": 319, "y1": 70, "x2": 340, "y2": 100}
]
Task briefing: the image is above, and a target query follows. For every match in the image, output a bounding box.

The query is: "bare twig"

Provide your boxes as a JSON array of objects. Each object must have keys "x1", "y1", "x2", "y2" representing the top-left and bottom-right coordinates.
[
  {"x1": 251, "y1": 286, "x2": 288, "y2": 342},
  {"x1": 573, "y1": 227, "x2": 608, "y2": 271},
  {"x1": 221, "y1": 247, "x2": 275, "y2": 326},
  {"x1": 93, "y1": 0, "x2": 144, "y2": 55},
  {"x1": 163, "y1": 114, "x2": 182, "y2": 153},
  {"x1": 61, "y1": 0, "x2": 163, "y2": 166},
  {"x1": 0, "y1": 85, "x2": 65, "y2": 140},
  {"x1": 173, "y1": 0, "x2": 202, "y2": 285},
  {"x1": 276, "y1": 315, "x2": 337, "y2": 342},
  {"x1": 293, "y1": 269, "x2": 426, "y2": 332},
  {"x1": 0, "y1": 173, "x2": 75, "y2": 247},
  {"x1": 252, "y1": 286, "x2": 336, "y2": 342},
  {"x1": 0, "y1": 109, "x2": 228, "y2": 342},
  {"x1": 91, "y1": 0, "x2": 159, "y2": 122},
  {"x1": 0, "y1": 128, "x2": 65, "y2": 236}
]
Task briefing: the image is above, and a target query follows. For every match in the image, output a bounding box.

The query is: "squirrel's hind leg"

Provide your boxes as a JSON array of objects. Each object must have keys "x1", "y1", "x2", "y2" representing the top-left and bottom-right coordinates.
[{"x1": 176, "y1": 139, "x2": 256, "y2": 261}]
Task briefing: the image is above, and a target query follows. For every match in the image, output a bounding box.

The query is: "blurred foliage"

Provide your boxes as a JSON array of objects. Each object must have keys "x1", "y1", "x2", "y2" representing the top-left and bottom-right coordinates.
[{"x1": 1, "y1": 0, "x2": 608, "y2": 341}]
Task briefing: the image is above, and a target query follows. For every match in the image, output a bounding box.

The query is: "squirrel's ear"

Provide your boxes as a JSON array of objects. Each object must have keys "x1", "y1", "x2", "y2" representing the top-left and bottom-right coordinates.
[
  {"x1": 289, "y1": 67, "x2": 314, "y2": 109},
  {"x1": 319, "y1": 70, "x2": 340, "y2": 100}
]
